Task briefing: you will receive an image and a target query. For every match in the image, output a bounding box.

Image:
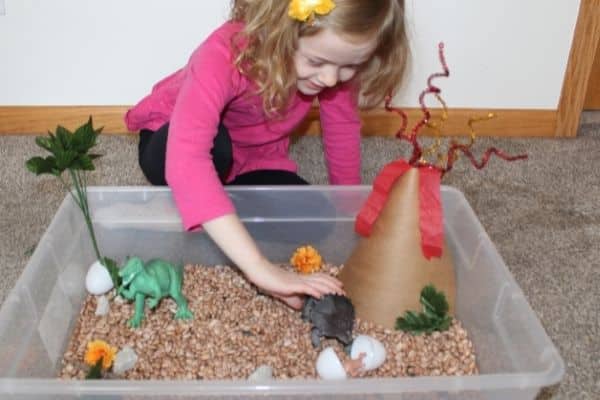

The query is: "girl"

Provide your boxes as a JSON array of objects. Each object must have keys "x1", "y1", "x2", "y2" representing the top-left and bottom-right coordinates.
[{"x1": 125, "y1": 0, "x2": 408, "y2": 310}]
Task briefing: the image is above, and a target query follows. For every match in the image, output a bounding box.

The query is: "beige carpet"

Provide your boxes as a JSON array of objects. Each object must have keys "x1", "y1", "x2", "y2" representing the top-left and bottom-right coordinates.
[{"x1": 1, "y1": 120, "x2": 599, "y2": 398}]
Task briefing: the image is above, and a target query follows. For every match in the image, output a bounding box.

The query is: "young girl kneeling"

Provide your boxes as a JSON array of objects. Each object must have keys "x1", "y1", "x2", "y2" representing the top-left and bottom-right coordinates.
[{"x1": 125, "y1": 0, "x2": 409, "y2": 309}]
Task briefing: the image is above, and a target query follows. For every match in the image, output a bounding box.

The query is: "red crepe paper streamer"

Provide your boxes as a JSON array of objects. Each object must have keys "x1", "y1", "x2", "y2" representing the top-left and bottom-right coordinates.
[
  {"x1": 418, "y1": 166, "x2": 443, "y2": 259},
  {"x1": 355, "y1": 160, "x2": 443, "y2": 260},
  {"x1": 355, "y1": 159, "x2": 411, "y2": 237}
]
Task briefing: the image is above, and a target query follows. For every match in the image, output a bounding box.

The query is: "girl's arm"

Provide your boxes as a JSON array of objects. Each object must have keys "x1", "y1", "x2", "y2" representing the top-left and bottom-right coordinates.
[
  {"x1": 318, "y1": 81, "x2": 362, "y2": 184},
  {"x1": 203, "y1": 213, "x2": 344, "y2": 309},
  {"x1": 166, "y1": 24, "x2": 343, "y2": 307}
]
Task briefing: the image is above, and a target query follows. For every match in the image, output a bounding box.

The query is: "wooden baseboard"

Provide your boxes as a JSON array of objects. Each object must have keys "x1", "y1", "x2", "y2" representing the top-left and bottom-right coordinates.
[
  {"x1": 0, "y1": 106, "x2": 558, "y2": 137},
  {"x1": 303, "y1": 107, "x2": 558, "y2": 138},
  {"x1": 0, "y1": 106, "x2": 132, "y2": 135}
]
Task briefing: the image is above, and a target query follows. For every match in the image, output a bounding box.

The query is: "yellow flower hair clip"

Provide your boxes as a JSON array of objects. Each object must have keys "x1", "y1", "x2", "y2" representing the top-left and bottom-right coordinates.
[{"x1": 289, "y1": 0, "x2": 336, "y2": 23}]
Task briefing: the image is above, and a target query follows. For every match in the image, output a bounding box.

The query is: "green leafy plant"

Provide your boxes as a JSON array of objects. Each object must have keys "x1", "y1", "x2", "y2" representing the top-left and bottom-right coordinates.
[
  {"x1": 25, "y1": 117, "x2": 120, "y2": 287},
  {"x1": 395, "y1": 284, "x2": 451, "y2": 335}
]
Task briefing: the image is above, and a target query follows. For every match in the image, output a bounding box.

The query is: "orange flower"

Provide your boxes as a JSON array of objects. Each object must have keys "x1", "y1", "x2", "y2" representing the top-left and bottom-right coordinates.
[
  {"x1": 288, "y1": 0, "x2": 336, "y2": 22},
  {"x1": 84, "y1": 340, "x2": 117, "y2": 370},
  {"x1": 290, "y1": 245, "x2": 323, "y2": 274}
]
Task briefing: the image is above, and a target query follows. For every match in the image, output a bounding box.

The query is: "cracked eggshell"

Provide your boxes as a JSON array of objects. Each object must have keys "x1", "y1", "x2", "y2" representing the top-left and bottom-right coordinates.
[
  {"x1": 85, "y1": 260, "x2": 114, "y2": 295},
  {"x1": 350, "y1": 334, "x2": 386, "y2": 371},
  {"x1": 316, "y1": 347, "x2": 347, "y2": 380}
]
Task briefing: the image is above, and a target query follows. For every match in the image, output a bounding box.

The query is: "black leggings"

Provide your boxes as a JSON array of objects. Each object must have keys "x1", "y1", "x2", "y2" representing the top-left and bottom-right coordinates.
[{"x1": 138, "y1": 122, "x2": 309, "y2": 186}]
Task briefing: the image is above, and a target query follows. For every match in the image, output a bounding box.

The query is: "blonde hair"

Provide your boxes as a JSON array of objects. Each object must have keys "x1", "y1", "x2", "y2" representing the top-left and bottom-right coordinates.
[{"x1": 231, "y1": 0, "x2": 408, "y2": 114}]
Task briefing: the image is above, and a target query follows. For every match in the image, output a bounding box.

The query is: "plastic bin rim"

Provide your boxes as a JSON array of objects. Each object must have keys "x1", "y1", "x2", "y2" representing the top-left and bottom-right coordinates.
[
  {"x1": 83, "y1": 185, "x2": 464, "y2": 195},
  {"x1": 0, "y1": 368, "x2": 565, "y2": 396}
]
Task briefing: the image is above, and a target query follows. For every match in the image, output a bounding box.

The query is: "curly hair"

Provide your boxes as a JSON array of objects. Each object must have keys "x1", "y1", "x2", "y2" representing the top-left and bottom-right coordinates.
[{"x1": 231, "y1": 0, "x2": 408, "y2": 114}]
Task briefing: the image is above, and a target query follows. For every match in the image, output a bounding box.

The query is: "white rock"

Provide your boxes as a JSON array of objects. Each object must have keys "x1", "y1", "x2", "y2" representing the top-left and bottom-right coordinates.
[
  {"x1": 85, "y1": 260, "x2": 114, "y2": 295},
  {"x1": 248, "y1": 365, "x2": 273, "y2": 381},
  {"x1": 94, "y1": 295, "x2": 110, "y2": 316},
  {"x1": 113, "y1": 346, "x2": 138, "y2": 375},
  {"x1": 350, "y1": 334, "x2": 386, "y2": 371},
  {"x1": 316, "y1": 347, "x2": 347, "y2": 380}
]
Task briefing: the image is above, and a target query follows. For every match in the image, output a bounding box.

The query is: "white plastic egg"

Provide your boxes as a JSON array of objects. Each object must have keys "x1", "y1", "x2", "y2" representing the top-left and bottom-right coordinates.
[
  {"x1": 350, "y1": 334, "x2": 386, "y2": 371},
  {"x1": 315, "y1": 347, "x2": 347, "y2": 380},
  {"x1": 85, "y1": 260, "x2": 114, "y2": 295}
]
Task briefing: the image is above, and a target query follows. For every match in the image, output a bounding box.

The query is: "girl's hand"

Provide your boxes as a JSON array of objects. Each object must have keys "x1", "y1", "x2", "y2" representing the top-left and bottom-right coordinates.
[
  {"x1": 245, "y1": 259, "x2": 344, "y2": 310},
  {"x1": 202, "y1": 214, "x2": 344, "y2": 309}
]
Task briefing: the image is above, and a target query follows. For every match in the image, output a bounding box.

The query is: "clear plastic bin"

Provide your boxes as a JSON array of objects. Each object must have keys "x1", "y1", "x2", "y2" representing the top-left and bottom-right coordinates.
[{"x1": 0, "y1": 186, "x2": 564, "y2": 399}]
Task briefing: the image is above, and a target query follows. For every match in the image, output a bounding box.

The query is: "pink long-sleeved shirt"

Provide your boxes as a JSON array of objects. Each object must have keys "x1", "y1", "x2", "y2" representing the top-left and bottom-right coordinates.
[{"x1": 125, "y1": 21, "x2": 361, "y2": 231}]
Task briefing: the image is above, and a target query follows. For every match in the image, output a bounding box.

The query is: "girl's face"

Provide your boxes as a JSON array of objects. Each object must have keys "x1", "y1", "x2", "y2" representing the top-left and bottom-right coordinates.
[{"x1": 294, "y1": 27, "x2": 378, "y2": 95}]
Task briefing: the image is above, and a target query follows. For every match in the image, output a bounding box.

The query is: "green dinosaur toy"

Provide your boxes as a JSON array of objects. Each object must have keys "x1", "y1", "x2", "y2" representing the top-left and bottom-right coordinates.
[{"x1": 117, "y1": 257, "x2": 193, "y2": 328}]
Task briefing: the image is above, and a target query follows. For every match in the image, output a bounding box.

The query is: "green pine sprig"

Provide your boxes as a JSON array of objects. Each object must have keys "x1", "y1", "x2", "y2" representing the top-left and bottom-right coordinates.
[
  {"x1": 395, "y1": 284, "x2": 452, "y2": 335},
  {"x1": 26, "y1": 117, "x2": 120, "y2": 288}
]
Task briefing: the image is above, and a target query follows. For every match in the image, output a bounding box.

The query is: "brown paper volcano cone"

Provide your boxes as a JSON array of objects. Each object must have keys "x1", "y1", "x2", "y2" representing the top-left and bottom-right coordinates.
[{"x1": 339, "y1": 167, "x2": 456, "y2": 329}]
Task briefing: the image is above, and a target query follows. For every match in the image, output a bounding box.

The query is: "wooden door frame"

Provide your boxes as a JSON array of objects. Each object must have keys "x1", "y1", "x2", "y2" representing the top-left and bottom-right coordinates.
[
  {"x1": 556, "y1": 0, "x2": 600, "y2": 137},
  {"x1": 584, "y1": 34, "x2": 600, "y2": 108}
]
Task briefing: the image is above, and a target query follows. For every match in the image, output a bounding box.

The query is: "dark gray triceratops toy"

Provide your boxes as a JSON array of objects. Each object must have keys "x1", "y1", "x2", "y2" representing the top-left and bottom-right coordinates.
[{"x1": 301, "y1": 294, "x2": 355, "y2": 347}]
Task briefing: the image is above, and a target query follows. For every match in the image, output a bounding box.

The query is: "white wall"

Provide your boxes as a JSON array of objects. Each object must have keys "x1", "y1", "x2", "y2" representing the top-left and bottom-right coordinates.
[{"x1": 0, "y1": 0, "x2": 580, "y2": 108}]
